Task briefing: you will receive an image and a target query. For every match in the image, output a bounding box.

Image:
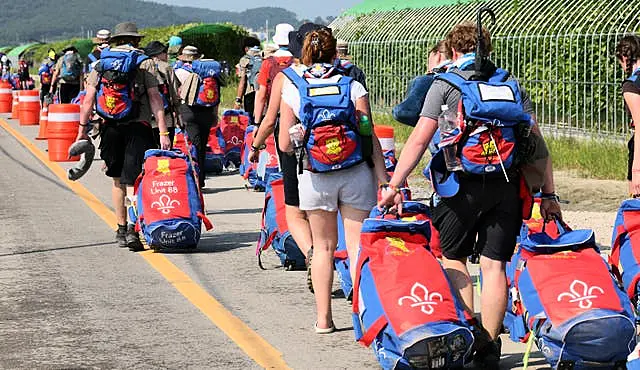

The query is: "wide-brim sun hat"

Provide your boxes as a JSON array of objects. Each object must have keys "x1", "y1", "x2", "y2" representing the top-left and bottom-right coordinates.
[
  {"x1": 144, "y1": 41, "x2": 168, "y2": 57},
  {"x1": 273, "y1": 23, "x2": 295, "y2": 46},
  {"x1": 177, "y1": 45, "x2": 203, "y2": 61},
  {"x1": 111, "y1": 22, "x2": 143, "y2": 40},
  {"x1": 92, "y1": 29, "x2": 111, "y2": 45},
  {"x1": 427, "y1": 150, "x2": 460, "y2": 198}
]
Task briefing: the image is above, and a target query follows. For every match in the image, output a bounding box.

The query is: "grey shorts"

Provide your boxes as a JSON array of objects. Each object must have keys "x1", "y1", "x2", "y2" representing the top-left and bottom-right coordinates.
[{"x1": 298, "y1": 162, "x2": 377, "y2": 212}]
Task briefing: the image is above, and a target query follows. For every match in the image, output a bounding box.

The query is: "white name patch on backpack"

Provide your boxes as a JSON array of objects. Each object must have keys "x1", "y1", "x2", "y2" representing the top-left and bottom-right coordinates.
[
  {"x1": 308, "y1": 86, "x2": 341, "y2": 97},
  {"x1": 477, "y1": 84, "x2": 516, "y2": 102}
]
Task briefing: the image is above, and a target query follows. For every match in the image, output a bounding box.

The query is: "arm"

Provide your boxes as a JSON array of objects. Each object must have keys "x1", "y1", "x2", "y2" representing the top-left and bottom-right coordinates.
[
  {"x1": 148, "y1": 86, "x2": 170, "y2": 150},
  {"x1": 235, "y1": 73, "x2": 247, "y2": 108},
  {"x1": 356, "y1": 96, "x2": 388, "y2": 184},
  {"x1": 49, "y1": 67, "x2": 60, "y2": 93},
  {"x1": 253, "y1": 85, "x2": 267, "y2": 124},
  {"x1": 625, "y1": 92, "x2": 640, "y2": 195},
  {"x1": 278, "y1": 98, "x2": 296, "y2": 153},
  {"x1": 252, "y1": 73, "x2": 284, "y2": 147},
  {"x1": 77, "y1": 84, "x2": 97, "y2": 141},
  {"x1": 390, "y1": 116, "x2": 438, "y2": 188}
]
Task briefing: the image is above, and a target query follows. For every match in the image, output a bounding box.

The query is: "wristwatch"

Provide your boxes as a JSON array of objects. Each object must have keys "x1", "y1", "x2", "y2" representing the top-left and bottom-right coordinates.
[
  {"x1": 235, "y1": 97, "x2": 242, "y2": 104},
  {"x1": 251, "y1": 143, "x2": 266, "y2": 151}
]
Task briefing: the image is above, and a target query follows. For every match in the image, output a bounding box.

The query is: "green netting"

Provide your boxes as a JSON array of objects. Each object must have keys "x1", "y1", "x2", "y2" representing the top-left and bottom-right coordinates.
[
  {"x1": 0, "y1": 46, "x2": 14, "y2": 53},
  {"x1": 72, "y1": 39, "x2": 94, "y2": 59},
  {"x1": 345, "y1": 0, "x2": 477, "y2": 15},
  {"x1": 179, "y1": 23, "x2": 248, "y2": 64},
  {"x1": 7, "y1": 43, "x2": 41, "y2": 57}
]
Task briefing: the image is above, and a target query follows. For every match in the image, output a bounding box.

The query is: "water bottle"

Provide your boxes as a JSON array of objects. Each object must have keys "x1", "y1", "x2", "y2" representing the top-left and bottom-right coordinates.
[
  {"x1": 359, "y1": 114, "x2": 373, "y2": 159},
  {"x1": 438, "y1": 105, "x2": 463, "y2": 171},
  {"x1": 289, "y1": 124, "x2": 306, "y2": 169}
]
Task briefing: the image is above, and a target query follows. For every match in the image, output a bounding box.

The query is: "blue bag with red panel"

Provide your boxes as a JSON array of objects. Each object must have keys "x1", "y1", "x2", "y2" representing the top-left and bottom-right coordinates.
[
  {"x1": 282, "y1": 67, "x2": 363, "y2": 173},
  {"x1": 190, "y1": 60, "x2": 221, "y2": 107},
  {"x1": 504, "y1": 221, "x2": 635, "y2": 369},
  {"x1": 239, "y1": 125, "x2": 256, "y2": 184},
  {"x1": 219, "y1": 110, "x2": 249, "y2": 167},
  {"x1": 256, "y1": 172, "x2": 305, "y2": 270},
  {"x1": 134, "y1": 150, "x2": 212, "y2": 249},
  {"x1": 205, "y1": 125, "x2": 225, "y2": 175},
  {"x1": 428, "y1": 67, "x2": 532, "y2": 198},
  {"x1": 95, "y1": 48, "x2": 148, "y2": 122},
  {"x1": 353, "y1": 206, "x2": 475, "y2": 369},
  {"x1": 610, "y1": 199, "x2": 640, "y2": 308}
]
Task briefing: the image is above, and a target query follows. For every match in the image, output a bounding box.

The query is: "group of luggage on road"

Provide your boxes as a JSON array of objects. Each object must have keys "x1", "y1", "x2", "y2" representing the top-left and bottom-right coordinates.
[{"x1": 10, "y1": 8, "x2": 640, "y2": 369}]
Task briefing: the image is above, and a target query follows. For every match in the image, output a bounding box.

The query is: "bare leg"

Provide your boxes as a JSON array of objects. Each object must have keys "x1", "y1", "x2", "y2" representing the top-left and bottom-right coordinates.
[
  {"x1": 479, "y1": 256, "x2": 507, "y2": 340},
  {"x1": 112, "y1": 178, "x2": 126, "y2": 225},
  {"x1": 339, "y1": 205, "x2": 369, "y2": 283},
  {"x1": 442, "y1": 256, "x2": 474, "y2": 314},
  {"x1": 286, "y1": 205, "x2": 312, "y2": 258},
  {"x1": 307, "y1": 209, "x2": 338, "y2": 329}
]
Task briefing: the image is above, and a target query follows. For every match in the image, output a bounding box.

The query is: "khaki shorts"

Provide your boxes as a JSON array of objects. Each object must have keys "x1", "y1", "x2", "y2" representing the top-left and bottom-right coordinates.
[{"x1": 298, "y1": 162, "x2": 377, "y2": 212}]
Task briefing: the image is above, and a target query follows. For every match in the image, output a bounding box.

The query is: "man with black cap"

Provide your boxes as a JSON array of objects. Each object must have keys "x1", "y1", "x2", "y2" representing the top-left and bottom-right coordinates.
[
  {"x1": 145, "y1": 40, "x2": 180, "y2": 145},
  {"x1": 49, "y1": 45, "x2": 83, "y2": 103},
  {"x1": 76, "y1": 22, "x2": 171, "y2": 252}
]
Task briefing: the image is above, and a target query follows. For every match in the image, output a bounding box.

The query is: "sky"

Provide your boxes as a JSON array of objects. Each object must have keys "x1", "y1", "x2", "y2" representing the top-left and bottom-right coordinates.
[{"x1": 155, "y1": 0, "x2": 362, "y2": 18}]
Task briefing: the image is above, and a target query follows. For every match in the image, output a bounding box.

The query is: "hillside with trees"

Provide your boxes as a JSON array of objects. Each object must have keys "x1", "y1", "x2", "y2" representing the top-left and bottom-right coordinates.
[{"x1": 0, "y1": 0, "x2": 300, "y2": 45}]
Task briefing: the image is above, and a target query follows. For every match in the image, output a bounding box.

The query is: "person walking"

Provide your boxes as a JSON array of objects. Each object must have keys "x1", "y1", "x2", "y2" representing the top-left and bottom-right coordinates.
[
  {"x1": 144, "y1": 41, "x2": 180, "y2": 146},
  {"x1": 75, "y1": 22, "x2": 171, "y2": 251},
  {"x1": 378, "y1": 22, "x2": 561, "y2": 367},
  {"x1": 38, "y1": 49, "x2": 56, "y2": 105},
  {"x1": 49, "y1": 45, "x2": 83, "y2": 103},
  {"x1": 234, "y1": 36, "x2": 261, "y2": 121},
  {"x1": 616, "y1": 36, "x2": 640, "y2": 196},
  {"x1": 174, "y1": 45, "x2": 222, "y2": 189},
  {"x1": 278, "y1": 29, "x2": 389, "y2": 333},
  {"x1": 85, "y1": 29, "x2": 111, "y2": 74}
]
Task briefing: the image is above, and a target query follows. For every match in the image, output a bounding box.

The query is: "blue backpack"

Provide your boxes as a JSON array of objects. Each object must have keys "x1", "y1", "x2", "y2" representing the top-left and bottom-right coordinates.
[
  {"x1": 95, "y1": 48, "x2": 148, "y2": 121},
  {"x1": 282, "y1": 67, "x2": 363, "y2": 173},
  {"x1": 134, "y1": 150, "x2": 212, "y2": 249},
  {"x1": 353, "y1": 206, "x2": 475, "y2": 369},
  {"x1": 60, "y1": 52, "x2": 83, "y2": 82},
  {"x1": 256, "y1": 172, "x2": 306, "y2": 270},
  {"x1": 504, "y1": 221, "x2": 636, "y2": 369},
  {"x1": 435, "y1": 67, "x2": 531, "y2": 176},
  {"x1": 610, "y1": 199, "x2": 640, "y2": 310},
  {"x1": 189, "y1": 60, "x2": 221, "y2": 107},
  {"x1": 38, "y1": 61, "x2": 54, "y2": 85}
]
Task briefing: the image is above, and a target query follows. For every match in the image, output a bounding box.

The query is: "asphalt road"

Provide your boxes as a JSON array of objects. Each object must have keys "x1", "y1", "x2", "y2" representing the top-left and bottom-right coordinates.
[{"x1": 0, "y1": 114, "x2": 548, "y2": 369}]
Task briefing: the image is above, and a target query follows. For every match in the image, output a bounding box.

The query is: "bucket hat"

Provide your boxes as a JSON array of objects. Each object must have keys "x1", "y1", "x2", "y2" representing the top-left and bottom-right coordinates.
[
  {"x1": 177, "y1": 45, "x2": 203, "y2": 62},
  {"x1": 144, "y1": 41, "x2": 168, "y2": 57},
  {"x1": 111, "y1": 22, "x2": 143, "y2": 40},
  {"x1": 92, "y1": 29, "x2": 111, "y2": 45},
  {"x1": 273, "y1": 23, "x2": 294, "y2": 46}
]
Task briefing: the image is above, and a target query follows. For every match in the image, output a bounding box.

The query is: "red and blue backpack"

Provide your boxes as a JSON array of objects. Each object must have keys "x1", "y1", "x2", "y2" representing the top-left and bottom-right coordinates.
[
  {"x1": 610, "y1": 199, "x2": 640, "y2": 306},
  {"x1": 218, "y1": 109, "x2": 249, "y2": 167},
  {"x1": 282, "y1": 66, "x2": 363, "y2": 173},
  {"x1": 38, "y1": 61, "x2": 54, "y2": 85},
  {"x1": 353, "y1": 205, "x2": 475, "y2": 369},
  {"x1": 186, "y1": 60, "x2": 221, "y2": 107},
  {"x1": 95, "y1": 47, "x2": 148, "y2": 122},
  {"x1": 434, "y1": 65, "x2": 531, "y2": 178},
  {"x1": 134, "y1": 150, "x2": 212, "y2": 249}
]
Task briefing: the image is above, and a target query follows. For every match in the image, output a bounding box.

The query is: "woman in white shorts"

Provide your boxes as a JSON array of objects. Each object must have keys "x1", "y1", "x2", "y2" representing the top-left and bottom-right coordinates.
[{"x1": 278, "y1": 29, "x2": 389, "y2": 333}]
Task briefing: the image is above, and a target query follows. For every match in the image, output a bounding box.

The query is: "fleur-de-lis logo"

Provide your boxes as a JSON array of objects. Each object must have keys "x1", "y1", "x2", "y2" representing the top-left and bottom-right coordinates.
[
  {"x1": 557, "y1": 280, "x2": 604, "y2": 309},
  {"x1": 319, "y1": 109, "x2": 336, "y2": 121},
  {"x1": 227, "y1": 136, "x2": 242, "y2": 146},
  {"x1": 151, "y1": 194, "x2": 181, "y2": 215},
  {"x1": 398, "y1": 282, "x2": 443, "y2": 315}
]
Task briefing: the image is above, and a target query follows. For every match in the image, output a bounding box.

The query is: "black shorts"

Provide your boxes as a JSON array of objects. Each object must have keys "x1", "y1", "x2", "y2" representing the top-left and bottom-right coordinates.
[
  {"x1": 628, "y1": 136, "x2": 634, "y2": 181},
  {"x1": 59, "y1": 83, "x2": 80, "y2": 104},
  {"x1": 279, "y1": 151, "x2": 300, "y2": 207},
  {"x1": 431, "y1": 175, "x2": 522, "y2": 262},
  {"x1": 99, "y1": 122, "x2": 156, "y2": 185}
]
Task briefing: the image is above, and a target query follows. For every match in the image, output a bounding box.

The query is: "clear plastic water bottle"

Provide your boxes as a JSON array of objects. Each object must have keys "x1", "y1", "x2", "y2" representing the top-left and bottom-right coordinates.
[
  {"x1": 438, "y1": 105, "x2": 463, "y2": 171},
  {"x1": 289, "y1": 124, "x2": 306, "y2": 168}
]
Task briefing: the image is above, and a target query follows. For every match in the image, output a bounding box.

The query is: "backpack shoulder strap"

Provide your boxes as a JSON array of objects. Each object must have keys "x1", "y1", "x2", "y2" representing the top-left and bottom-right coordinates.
[
  {"x1": 489, "y1": 68, "x2": 511, "y2": 83},
  {"x1": 88, "y1": 53, "x2": 98, "y2": 63},
  {"x1": 282, "y1": 67, "x2": 307, "y2": 89},
  {"x1": 436, "y1": 70, "x2": 468, "y2": 90}
]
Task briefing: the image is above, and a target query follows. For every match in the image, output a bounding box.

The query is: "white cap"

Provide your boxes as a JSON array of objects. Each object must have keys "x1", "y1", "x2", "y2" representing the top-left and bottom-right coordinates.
[{"x1": 273, "y1": 23, "x2": 295, "y2": 46}]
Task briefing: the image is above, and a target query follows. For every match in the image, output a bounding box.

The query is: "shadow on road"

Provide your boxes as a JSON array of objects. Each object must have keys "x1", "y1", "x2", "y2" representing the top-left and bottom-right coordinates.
[
  {"x1": 0, "y1": 241, "x2": 114, "y2": 257},
  {"x1": 202, "y1": 186, "x2": 246, "y2": 194},
  {"x1": 153, "y1": 231, "x2": 259, "y2": 254},
  {"x1": 206, "y1": 208, "x2": 263, "y2": 216}
]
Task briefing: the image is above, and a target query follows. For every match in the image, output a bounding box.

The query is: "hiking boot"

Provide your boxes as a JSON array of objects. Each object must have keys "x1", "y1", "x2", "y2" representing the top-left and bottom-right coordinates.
[
  {"x1": 306, "y1": 247, "x2": 314, "y2": 294},
  {"x1": 126, "y1": 225, "x2": 144, "y2": 252},
  {"x1": 116, "y1": 224, "x2": 127, "y2": 248},
  {"x1": 473, "y1": 337, "x2": 501, "y2": 369}
]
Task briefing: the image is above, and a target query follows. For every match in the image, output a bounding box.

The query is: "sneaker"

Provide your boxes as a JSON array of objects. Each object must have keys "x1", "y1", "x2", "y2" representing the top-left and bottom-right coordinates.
[
  {"x1": 116, "y1": 225, "x2": 127, "y2": 248},
  {"x1": 473, "y1": 337, "x2": 501, "y2": 369},
  {"x1": 306, "y1": 247, "x2": 314, "y2": 294},
  {"x1": 126, "y1": 225, "x2": 144, "y2": 252}
]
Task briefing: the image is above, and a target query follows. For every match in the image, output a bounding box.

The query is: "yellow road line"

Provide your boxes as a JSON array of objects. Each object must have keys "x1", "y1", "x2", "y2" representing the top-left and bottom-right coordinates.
[{"x1": 0, "y1": 118, "x2": 290, "y2": 370}]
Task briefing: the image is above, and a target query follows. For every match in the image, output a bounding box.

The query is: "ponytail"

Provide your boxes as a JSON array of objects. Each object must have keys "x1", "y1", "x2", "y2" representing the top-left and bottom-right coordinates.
[
  {"x1": 301, "y1": 29, "x2": 337, "y2": 66},
  {"x1": 616, "y1": 35, "x2": 640, "y2": 77}
]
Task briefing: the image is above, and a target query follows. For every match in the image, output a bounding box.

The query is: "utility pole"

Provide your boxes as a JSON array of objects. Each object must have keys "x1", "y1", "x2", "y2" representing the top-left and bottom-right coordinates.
[{"x1": 266, "y1": 19, "x2": 269, "y2": 43}]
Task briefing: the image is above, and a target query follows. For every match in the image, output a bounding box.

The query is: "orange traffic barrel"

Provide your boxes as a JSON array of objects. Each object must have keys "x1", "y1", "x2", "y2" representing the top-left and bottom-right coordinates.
[
  {"x1": 374, "y1": 125, "x2": 395, "y2": 153},
  {"x1": 0, "y1": 81, "x2": 12, "y2": 113},
  {"x1": 10, "y1": 91, "x2": 19, "y2": 119},
  {"x1": 19, "y1": 90, "x2": 41, "y2": 125},
  {"x1": 47, "y1": 104, "x2": 80, "y2": 162},
  {"x1": 36, "y1": 105, "x2": 49, "y2": 140}
]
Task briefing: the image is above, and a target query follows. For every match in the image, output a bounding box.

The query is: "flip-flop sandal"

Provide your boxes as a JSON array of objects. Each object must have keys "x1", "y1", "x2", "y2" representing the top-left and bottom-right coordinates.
[
  {"x1": 314, "y1": 321, "x2": 335, "y2": 334},
  {"x1": 306, "y1": 247, "x2": 314, "y2": 293}
]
